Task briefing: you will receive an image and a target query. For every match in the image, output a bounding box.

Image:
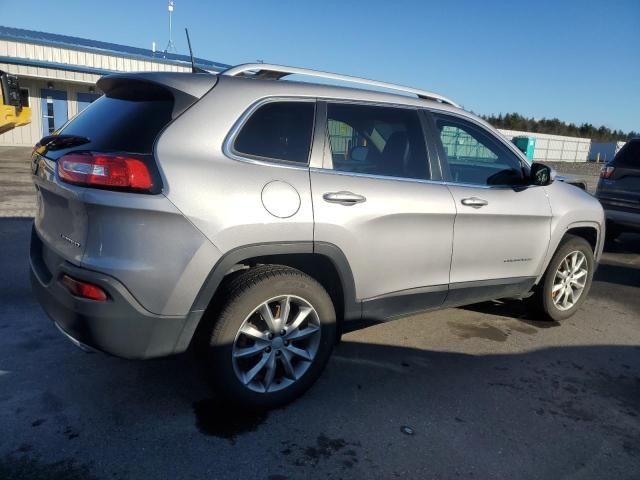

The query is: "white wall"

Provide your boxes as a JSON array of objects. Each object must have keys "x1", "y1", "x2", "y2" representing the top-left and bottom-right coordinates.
[
  {"x1": 0, "y1": 36, "x2": 206, "y2": 146},
  {"x1": 499, "y1": 129, "x2": 591, "y2": 163},
  {"x1": 0, "y1": 78, "x2": 101, "y2": 146},
  {"x1": 0, "y1": 39, "x2": 194, "y2": 78}
]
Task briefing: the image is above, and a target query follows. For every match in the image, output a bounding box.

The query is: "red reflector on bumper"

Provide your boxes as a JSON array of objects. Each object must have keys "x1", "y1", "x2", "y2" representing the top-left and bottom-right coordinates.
[{"x1": 61, "y1": 274, "x2": 108, "y2": 301}]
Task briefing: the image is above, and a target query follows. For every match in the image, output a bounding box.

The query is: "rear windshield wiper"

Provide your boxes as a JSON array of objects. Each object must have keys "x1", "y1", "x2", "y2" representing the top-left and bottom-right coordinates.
[{"x1": 38, "y1": 134, "x2": 91, "y2": 151}]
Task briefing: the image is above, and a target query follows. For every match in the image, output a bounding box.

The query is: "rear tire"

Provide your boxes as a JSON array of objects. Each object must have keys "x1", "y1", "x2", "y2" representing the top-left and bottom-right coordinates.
[
  {"x1": 199, "y1": 265, "x2": 336, "y2": 410},
  {"x1": 530, "y1": 235, "x2": 594, "y2": 322}
]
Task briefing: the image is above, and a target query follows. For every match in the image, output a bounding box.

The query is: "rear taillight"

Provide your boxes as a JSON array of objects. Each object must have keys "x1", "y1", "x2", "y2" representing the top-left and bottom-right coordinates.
[
  {"x1": 61, "y1": 274, "x2": 108, "y2": 301},
  {"x1": 600, "y1": 166, "x2": 615, "y2": 179},
  {"x1": 57, "y1": 153, "x2": 154, "y2": 192}
]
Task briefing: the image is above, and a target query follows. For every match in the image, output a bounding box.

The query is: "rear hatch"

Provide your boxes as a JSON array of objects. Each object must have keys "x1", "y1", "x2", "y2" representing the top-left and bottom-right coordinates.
[
  {"x1": 597, "y1": 140, "x2": 640, "y2": 213},
  {"x1": 31, "y1": 72, "x2": 217, "y2": 265}
]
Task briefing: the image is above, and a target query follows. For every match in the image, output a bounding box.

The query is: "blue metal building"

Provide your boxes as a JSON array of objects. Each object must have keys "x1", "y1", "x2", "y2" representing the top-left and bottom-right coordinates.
[{"x1": 0, "y1": 25, "x2": 229, "y2": 146}]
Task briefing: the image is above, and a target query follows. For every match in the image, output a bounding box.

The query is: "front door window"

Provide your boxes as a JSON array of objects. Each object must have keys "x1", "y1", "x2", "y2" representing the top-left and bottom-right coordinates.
[{"x1": 434, "y1": 114, "x2": 525, "y2": 186}]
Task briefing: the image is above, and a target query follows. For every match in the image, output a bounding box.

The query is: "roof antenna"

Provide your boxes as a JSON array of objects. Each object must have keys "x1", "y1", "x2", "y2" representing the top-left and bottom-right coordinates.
[{"x1": 185, "y1": 28, "x2": 207, "y2": 73}]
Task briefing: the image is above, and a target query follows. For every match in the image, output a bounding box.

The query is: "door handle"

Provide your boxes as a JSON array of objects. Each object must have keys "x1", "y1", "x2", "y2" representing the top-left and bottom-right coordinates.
[
  {"x1": 461, "y1": 197, "x2": 488, "y2": 208},
  {"x1": 322, "y1": 191, "x2": 367, "y2": 206}
]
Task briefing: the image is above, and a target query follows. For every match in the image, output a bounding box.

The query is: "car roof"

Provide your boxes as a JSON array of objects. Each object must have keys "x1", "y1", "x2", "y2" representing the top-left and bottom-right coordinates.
[
  {"x1": 97, "y1": 70, "x2": 503, "y2": 144},
  {"x1": 215, "y1": 74, "x2": 503, "y2": 134}
]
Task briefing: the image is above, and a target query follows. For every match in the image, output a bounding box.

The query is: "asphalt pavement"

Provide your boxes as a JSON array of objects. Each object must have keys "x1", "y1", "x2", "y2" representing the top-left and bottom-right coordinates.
[
  {"x1": 1, "y1": 217, "x2": 639, "y2": 480},
  {"x1": 0, "y1": 147, "x2": 36, "y2": 218}
]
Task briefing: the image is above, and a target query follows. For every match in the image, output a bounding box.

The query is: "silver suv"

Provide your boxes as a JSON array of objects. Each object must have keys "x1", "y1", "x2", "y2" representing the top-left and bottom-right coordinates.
[{"x1": 30, "y1": 64, "x2": 605, "y2": 409}]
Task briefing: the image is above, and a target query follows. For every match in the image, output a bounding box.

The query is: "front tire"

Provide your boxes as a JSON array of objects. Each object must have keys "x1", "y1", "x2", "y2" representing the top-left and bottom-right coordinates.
[
  {"x1": 199, "y1": 265, "x2": 336, "y2": 410},
  {"x1": 531, "y1": 235, "x2": 594, "y2": 321}
]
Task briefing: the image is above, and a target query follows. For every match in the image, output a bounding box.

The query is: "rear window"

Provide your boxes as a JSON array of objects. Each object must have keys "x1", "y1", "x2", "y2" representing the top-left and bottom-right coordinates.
[
  {"x1": 614, "y1": 140, "x2": 640, "y2": 167},
  {"x1": 45, "y1": 94, "x2": 173, "y2": 160},
  {"x1": 233, "y1": 101, "x2": 315, "y2": 164}
]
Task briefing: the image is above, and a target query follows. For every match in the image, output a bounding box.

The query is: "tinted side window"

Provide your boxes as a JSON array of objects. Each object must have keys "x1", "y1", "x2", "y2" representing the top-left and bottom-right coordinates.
[
  {"x1": 434, "y1": 114, "x2": 524, "y2": 186},
  {"x1": 234, "y1": 101, "x2": 315, "y2": 164},
  {"x1": 614, "y1": 140, "x2": 640, "y2": 167},
  {"x1": 326, "y1": 103, "x2": 430, "y2": 180}
]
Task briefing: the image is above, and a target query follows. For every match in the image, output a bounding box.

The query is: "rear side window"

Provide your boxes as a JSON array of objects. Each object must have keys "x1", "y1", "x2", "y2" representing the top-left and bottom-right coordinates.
[
  {"x1": 53, "y1": 94, "x2": 173, "y2": 160},
  {"x1": 614, "y1": 140, "x2": 640, "y2": 167},
  {"x1": 233, "y1": 101, "x2": 315, "y2": 164}
]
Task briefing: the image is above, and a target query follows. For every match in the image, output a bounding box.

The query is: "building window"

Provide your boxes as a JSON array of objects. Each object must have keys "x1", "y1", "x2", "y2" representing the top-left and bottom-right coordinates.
[
  {"x1": 19, "y1": 88, "x2": 29, "y2": 108},
  {"x1": 46, "y1": 98, "x2": 55, "y2": 134}
]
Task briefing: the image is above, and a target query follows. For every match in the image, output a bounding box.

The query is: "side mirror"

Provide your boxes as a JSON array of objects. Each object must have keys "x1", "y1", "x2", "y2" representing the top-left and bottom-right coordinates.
[{"x1": 530, "y1": 162, "x2": 555, "y2": 186}]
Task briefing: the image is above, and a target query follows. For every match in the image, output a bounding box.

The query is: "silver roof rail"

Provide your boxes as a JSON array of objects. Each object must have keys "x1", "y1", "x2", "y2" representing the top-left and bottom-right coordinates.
[{"x1": 221, "y1": 63, "x2": 460, "y2": 108}]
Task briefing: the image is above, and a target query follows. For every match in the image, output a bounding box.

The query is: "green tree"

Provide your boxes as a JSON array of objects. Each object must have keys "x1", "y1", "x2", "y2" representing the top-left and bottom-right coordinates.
[{"x1": 482, "y1": 113, "x2": 634, "y2": 142}]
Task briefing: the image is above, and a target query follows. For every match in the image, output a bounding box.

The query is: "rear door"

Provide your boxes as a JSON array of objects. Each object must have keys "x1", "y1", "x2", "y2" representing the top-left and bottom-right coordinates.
[
  {"x1": 310, "y1": 101, "x2": 456, "y2": 320},
  {"x1": 598, "y1": 140, "x2": 640, "y2": 213},
  {"x1": 430, "y1": 112, "x2": 552, "y2": 303}
]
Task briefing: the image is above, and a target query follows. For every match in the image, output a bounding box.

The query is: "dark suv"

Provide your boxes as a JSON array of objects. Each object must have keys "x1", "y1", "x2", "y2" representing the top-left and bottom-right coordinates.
[{"x1": 596, "y1": 138, "x2": 640, "y2": 240}]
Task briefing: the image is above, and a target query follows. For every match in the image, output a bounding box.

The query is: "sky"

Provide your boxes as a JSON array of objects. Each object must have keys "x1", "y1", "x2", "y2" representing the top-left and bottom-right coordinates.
[{"x1": 1, "y1": 0, "x2": 638, "y2": 132}]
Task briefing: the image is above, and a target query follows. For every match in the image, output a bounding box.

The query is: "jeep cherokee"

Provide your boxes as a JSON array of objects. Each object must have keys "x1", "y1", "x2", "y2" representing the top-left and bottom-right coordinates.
[{"x1": 30, "y1": 64, "x2": 605, "y2": 409}]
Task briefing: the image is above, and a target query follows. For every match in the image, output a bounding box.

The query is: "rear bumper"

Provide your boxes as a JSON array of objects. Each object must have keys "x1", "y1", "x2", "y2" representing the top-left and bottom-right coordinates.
[{"x1": 30, "y1": 226, "x2": 193, "y2": 359}]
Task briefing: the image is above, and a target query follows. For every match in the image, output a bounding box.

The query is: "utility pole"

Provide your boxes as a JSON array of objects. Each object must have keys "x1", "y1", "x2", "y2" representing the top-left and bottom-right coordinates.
[{"x1": 164, "y1": 0, "x2": 177, "y2": 54}]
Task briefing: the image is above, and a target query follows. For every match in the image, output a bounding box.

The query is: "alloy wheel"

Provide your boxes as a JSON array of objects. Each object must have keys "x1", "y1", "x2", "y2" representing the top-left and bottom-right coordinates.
[
  {"x1": 552, "y1": 250, "x2": 588, "y2": 311},
  {"x1": 232, "y1": 295, "x2": 321, "y2": 393}
]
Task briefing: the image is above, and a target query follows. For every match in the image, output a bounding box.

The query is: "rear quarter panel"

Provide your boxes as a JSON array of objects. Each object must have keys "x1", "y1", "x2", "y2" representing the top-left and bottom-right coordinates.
[
  {"x1": 79, "y1": 190, "x2": 222, "y2": 316},
  {"x1": 32, "y1": 155, "x2": 88, "y2": 265},
  {"x1": 154, "y1": 76, "x2": 315, "y2": 254},
  {"x1": 32, "y1": 154, "x2": 221, "y2": 317}
]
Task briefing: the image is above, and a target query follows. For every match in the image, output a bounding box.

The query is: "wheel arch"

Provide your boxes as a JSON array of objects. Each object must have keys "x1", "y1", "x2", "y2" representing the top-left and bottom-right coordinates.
[
  {"x1": 566, "y1": 225, "x2": 599, "y2": 253},
  {"x1": 535, "y1": 221, "x2": 602, "y2": 285},
  {"x1": 174, "y1": 242, "x2": 360, "y2": 352}
]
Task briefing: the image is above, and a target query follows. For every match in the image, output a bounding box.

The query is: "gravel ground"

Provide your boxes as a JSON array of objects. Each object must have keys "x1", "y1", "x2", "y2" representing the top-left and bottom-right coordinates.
[
  {"x1": 0, "y1": 142, "x2": 638, "y2": 478},
  {"x1": 0, "y1": 147, "x2": 36, "y2": 218},
  {"x1": 546, "y1": 161, "x2": 603, "y2": 194}
]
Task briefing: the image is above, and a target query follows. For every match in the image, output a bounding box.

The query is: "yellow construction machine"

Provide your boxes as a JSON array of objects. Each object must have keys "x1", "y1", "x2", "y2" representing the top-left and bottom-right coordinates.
[{"x1": 0, "y1": 70, "x2": 31, "y2": 135}]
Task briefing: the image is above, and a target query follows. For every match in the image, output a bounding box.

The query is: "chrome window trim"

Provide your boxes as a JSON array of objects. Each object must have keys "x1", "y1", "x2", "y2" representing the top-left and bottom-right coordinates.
[
  {"x1": 309, "y1": 167, "x2": 528, "y2": 190},
  {"x1": 318, "y1": 97, "x2": 422, "y2": 111},
  {"x1": 223, "y1": 96, "x2": 533, "y2": 189},
  {"x1": 223, "y1": 96, "x2": 317, "y2": 171}
]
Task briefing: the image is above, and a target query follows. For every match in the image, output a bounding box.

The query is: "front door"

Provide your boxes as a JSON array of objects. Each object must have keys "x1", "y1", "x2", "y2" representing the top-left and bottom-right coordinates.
[
  {"x1": 40, "y1": 89, "x2": 68, "y2": 136},
  {"x1": 310, "y1": 102, "x2": 456, "y2": 320},
  {"x1": 431, "y1": 112, "x2": 552, "y2": 304}
]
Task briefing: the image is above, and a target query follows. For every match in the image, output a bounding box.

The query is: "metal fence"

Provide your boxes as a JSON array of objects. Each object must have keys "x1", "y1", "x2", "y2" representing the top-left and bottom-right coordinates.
[
  {"x1": 498, "y1": 129, "x2": 591, "y2": 163},
  {"x1": 440, "y1": 127, "x2": 496, "y2": 161}
]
